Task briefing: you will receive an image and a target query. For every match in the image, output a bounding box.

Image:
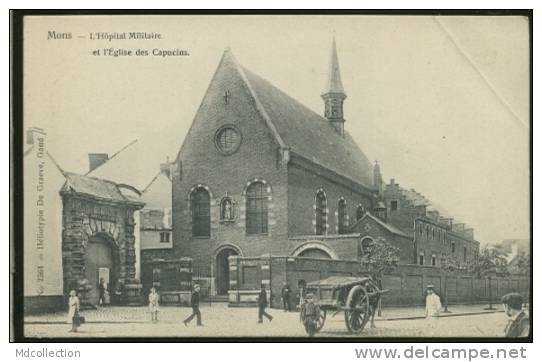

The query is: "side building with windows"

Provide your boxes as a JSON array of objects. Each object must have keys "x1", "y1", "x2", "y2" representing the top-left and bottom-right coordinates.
[{"x1": 383, "y1": 178, "x2": 480, "y2": 268}]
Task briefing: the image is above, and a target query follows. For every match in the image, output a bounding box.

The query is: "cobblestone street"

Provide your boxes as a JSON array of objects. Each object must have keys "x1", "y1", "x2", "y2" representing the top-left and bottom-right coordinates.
[{"x1": 24, "y1": 304, "x2": 510, "y2": 338}]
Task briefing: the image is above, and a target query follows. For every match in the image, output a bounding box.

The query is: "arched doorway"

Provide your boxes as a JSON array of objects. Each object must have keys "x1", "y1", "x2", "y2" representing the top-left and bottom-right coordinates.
[
  {"x1": 297, "y1": 248, "x2": 333, "y2": 259},
  {"x1": 84, "y1": 234, "x2": 117, "y2": 305},
  {"x1": 215, "y1": 247, "x2": 239, "y2": 295}
]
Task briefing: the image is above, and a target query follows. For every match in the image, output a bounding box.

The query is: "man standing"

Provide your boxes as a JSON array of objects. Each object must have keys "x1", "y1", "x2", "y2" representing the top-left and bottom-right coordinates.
[
  {"x1": 281, "y1": 284, "x2": 292, "y2": 312},
  {"x1": 98, "y1": 278, "x2": 107, "y2": 307},
  {"x1": 257, "y1": 284, "x2": 273, "y2": 323},
  {"x1": 501, "y1": 293, "x2": 530, "y2": 337},
  {"x1": 183, "y1": 284, "x2": 203, "y2": 327}
]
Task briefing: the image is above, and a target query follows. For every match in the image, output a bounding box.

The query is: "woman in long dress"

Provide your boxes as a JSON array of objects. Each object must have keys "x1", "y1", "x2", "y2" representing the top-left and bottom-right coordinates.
[
  {"x1": 148, "y1": 287, "x2": 160, "y2": 322},
  {"x1": 425, "y1": 285, "x2": 442, "y2": 334},
  {"x1": 67, "y1": 290, "x2": 80, "y2": 332}
]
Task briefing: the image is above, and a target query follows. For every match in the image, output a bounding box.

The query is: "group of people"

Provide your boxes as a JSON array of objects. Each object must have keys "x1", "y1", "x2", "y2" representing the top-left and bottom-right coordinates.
[
  {"x1": 65, "y1": 281, "x2": 529, "y2": 338},
  {"x1": 424, "y1": 284, "x2": 530, "y2": 337}
]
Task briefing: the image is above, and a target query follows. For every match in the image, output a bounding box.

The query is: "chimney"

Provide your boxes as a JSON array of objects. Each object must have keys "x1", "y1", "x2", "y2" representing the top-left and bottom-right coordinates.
[
  {"x1": 88, "y1": 153, "x2": 109, "y2": 172},
  {"x1": 26, "y1": 126, "x2": 46, "y2": 145},
  {"x1": 463, "y1": 228, "x2": 474, "y2": 240},
  {"x1": 452, "y1": 222, "x2": 465, "y2": 233}
]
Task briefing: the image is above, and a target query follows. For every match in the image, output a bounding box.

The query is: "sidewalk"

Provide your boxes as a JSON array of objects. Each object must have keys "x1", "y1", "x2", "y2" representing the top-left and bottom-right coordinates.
[
  {"x1": 374, "y1": 303, "x2": 504, "y2": 321},
  {"x1": 24, "y1": 303, "x2": 503, "y2": 325}
]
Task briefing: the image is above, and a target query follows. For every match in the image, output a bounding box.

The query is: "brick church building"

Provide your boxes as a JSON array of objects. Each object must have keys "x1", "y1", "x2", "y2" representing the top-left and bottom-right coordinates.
[
  {"x1": 22, "y1": 40, "x2": 482, "y2": 311},
  {"x1": 169, "y1": 40, "x2": 480, "y2": 296}
]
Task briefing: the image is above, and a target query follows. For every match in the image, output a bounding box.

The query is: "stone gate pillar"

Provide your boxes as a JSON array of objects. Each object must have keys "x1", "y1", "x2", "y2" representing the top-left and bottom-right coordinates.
[{"x1": 60, "y1": 176, "x2": 145, "y2": 307}]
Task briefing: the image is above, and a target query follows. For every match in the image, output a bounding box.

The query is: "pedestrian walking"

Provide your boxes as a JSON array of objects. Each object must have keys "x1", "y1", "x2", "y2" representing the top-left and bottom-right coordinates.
[
  {"x1": 67, "y1": 290, "x2": 81, "y2": 332},
  {"x1": 300, "y1": 293, "x2": 320, "y2": 337},
  {"x1": 183, "y1": 284, "x2": 203, "y2": 326},
  {"x1": 98, "y1": 278, "x2": 108, "y2": 307},
  {"x1": 148, "y1": 287, "x2": 160, "y2": 322},
  {"x1": 281, "y1": 284, "x2": 292, "y2": 312},
  {"x1": 501, "y1": 293, "x2": 530, "y2": 337},
  {"x1": 257, "y1": 284, "x2": 273, "y2": 323}
]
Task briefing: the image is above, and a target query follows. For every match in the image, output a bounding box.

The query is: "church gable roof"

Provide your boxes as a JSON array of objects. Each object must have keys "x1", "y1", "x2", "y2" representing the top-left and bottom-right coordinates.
[
  {"x1": 237, "y1": 59, "x2": 374, "y2": 188},
  {"x1": 350, "y1": 212, "x2": 410, "y2": 239}
]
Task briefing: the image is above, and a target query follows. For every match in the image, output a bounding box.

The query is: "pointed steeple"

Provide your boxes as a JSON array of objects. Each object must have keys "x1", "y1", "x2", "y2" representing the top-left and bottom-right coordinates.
[
  {"x1": 322, "y1": 37, "x2": 347, "y2": 136},
  {"x1": 324, "y1": 37, "x2": 346, "y2": 95}
]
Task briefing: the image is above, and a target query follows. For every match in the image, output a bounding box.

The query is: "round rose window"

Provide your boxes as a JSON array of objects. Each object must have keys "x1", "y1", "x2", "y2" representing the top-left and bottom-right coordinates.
[{"x1": 215, "y1": 126, "x2": 241, "y2": 154}]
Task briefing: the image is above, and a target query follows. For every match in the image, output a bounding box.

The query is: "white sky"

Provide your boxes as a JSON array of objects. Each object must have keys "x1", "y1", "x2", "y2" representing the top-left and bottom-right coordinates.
[{"x1": 23, "y1": 15, "x2": 530, "y2": 245}]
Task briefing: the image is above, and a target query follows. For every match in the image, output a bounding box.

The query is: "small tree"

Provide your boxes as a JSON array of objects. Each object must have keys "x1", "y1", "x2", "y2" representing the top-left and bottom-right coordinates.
[
  {"x1": 515, "y1": 252, "x2": 530, "y2": 276},
  {"x1": 359, "y1": 237, "x2": 400, "y2": 281},
  {"x1": 359, "y1": 237, "x2": 400, "y2": 318},
  {"x1": 469, "y1": 246, "x2": 509, "y2": 310},
  {"x1": 440, "y1": 254, "x2": 460, "y2": 313}
]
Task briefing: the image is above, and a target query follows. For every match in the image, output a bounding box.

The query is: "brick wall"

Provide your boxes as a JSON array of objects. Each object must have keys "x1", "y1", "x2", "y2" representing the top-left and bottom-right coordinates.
[{"x1": 230, "y1": 256, "x2": 529, "y2": 308}]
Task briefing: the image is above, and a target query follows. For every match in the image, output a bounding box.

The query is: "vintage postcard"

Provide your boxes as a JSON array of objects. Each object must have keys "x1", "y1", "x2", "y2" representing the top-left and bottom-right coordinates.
[{"x1": 12, "y1": 11, "x2": 531, "y2": 341}]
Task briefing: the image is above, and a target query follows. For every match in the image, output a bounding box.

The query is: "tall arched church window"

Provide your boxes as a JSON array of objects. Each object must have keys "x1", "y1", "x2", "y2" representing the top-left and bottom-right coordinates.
[
  {"x1": 191, "y1": 188, "x2": 210, "y2": 237},
  {"x1": 338, "y1": 199, "x2": 347, "y2": 234},
  {"x1": 315, "y1": 190, "x2": 327, "y2": 235},
  {"x1": 246, "y1": 182, "x2": 268, "y2": 235}
]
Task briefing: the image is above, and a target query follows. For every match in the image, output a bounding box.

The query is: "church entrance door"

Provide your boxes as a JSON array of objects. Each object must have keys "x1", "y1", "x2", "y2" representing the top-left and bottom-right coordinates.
[
  {"x1": 84, "y1": 235, "x2": 115, "y2": 305},
  {"x1": 215, "y1": 247, "x2": 238, "y2": 295}
]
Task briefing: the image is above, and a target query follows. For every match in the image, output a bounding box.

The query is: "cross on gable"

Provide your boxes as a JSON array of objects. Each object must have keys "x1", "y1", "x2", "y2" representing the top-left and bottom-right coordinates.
[{"x1": 223, "y1": 90, "x2": 231, "y2": 104}]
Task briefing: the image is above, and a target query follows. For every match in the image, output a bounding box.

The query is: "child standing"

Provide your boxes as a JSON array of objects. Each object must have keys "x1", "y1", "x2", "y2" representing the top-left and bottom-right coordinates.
[
  {"x1": 300, "y1": 293, "x2": 320, "y2": 337},
  {"x1": 148, "y1": 287, "x2": 160, "y2": 322}
]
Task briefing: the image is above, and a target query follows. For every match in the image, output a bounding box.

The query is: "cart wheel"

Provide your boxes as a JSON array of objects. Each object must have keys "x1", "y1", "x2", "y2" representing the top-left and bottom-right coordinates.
[
  {"x1": 315, "y1": 309, "x2": 326, "y2": 332},
  {"x1": 344, "y1": 285, "x2": 370, "y2": 334}
]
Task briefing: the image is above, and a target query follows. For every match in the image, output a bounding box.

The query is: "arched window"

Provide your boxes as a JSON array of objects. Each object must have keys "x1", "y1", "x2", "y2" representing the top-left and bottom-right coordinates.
[
  {"x1": 315, "y1": 190, "x2": 327, "y2": 235},
  {"x1": 338, "y1": 199, "x2": 347, "y2": 234},
  {"x1": 356, "y1": 205, "x2": 364, "y2": 221},
  {"x1": 246, "y1": 182, "x2": 268, "y2": 235},
  {"x1": 298, "y1": 248, "x2": 332, "y2": 259},
  {"x1": 191, "y1": 188, "x2": 210, "y2": 237}
]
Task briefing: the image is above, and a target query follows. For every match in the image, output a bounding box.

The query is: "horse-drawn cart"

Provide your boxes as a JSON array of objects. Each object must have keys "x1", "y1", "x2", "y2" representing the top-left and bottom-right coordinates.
[{"x1": 305, "y1": 276, "x2": 387, "y2": 334}]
